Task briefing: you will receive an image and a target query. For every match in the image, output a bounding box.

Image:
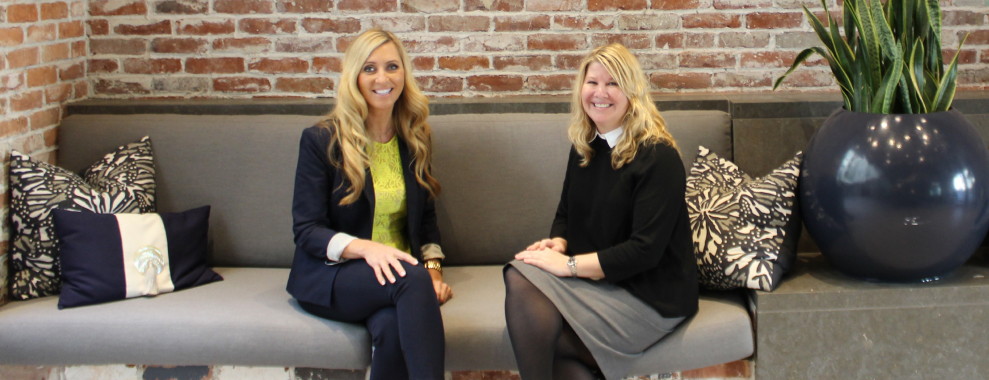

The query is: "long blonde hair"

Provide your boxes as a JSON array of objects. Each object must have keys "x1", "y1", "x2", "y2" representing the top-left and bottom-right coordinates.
[
  {"x1": 319, "y1": 28, "x2": 440, "y2": 205},
  {"x1": 568, "y1": 43, "x2": 677, "y2": 169}
]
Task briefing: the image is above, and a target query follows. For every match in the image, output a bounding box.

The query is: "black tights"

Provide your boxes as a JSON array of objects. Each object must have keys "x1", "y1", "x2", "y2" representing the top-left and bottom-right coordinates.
[{"x1": 503, "y1": 266, "x2": 601, "y2": 380}]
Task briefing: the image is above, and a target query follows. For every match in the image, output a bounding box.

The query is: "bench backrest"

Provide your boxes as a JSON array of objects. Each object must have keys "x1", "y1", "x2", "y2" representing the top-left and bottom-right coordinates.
[
  {"x1": 57, "y1": 110, "x2": 731, "y2": 267},
  {"x1": 429, "y1": 111, "x2": 731, "y2": 265}
]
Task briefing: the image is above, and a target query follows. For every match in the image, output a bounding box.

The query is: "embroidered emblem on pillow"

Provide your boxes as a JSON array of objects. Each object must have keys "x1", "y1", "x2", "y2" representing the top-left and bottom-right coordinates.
[
  {"x1": 8, "y1": 137, "x2": 156, "y2": 300},
  {"x1": 53, "y1": 206, "x2": 222, "y2": 309},
  {"x1": 686, "y1": 146, "x2": 803, "y2": 291},
  {"x1": 134, "y1": 245, "x2": 167, "y2": 295}
]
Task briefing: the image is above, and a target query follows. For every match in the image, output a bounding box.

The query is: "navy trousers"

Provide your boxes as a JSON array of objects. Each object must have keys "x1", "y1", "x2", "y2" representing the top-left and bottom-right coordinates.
[{"x1": 299, "y1": 260, "x2": 444, "y2": 380}]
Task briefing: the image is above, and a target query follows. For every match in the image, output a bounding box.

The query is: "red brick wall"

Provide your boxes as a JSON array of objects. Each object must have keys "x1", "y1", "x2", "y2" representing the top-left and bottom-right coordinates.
[
  {"x1": 1, "y1": 0, "x2": 987, "y2": 304},
  {"x1": 1, "y1": 0, "x2": 88, "y2": 304},
  {"x1": 82, "y1": 0, "x2": 989, "y2": 98}
]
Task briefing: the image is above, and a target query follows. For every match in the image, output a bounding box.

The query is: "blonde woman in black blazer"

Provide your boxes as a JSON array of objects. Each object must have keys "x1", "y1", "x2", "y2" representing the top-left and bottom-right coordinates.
[
  {"x1": 287, "y1": 29, "x2": 450, "y2": 380},
  {"x1": 504, "y1": 44, "x2": 698, "y2": 380}
]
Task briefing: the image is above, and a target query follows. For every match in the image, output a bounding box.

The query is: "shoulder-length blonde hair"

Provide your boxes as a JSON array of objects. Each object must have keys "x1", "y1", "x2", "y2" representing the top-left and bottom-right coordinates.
[
  {"x1": 568, "y1": 43, "x2": 677, "y2": 169},
  {"x1": 319, "y1": 28, "x2": 440, "y2": 205}
]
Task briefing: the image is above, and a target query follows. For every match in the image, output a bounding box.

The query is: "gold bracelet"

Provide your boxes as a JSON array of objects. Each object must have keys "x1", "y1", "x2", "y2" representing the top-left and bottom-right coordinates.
[{"x1": 424, "y1": 259, "x2": 442, "y2": 274}]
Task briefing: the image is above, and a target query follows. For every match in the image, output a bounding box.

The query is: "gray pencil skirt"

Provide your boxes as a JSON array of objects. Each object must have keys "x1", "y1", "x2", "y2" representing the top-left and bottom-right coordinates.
[{"x1": 507, "y1": 260, "x2": 685, "y2": 380}]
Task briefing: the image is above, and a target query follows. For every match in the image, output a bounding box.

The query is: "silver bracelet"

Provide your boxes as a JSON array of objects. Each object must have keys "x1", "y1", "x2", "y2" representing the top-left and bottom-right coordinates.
[{"x1": 567, "y1": 256, "x2": 577, "y2": 278}]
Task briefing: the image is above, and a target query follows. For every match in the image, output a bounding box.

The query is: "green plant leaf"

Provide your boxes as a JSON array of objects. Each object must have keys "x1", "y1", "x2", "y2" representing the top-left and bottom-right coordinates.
[
  {"x1": 892, "y1": 0, "x2": 916, "y2": 56},
  {"x1": 827, "y1": 3, "x2": 856, "y2": 73},
  {"x1": 802, "y1": 4, "x2": 854, "y2": 91},
  {"x1": 875, "y1": 4, "x2": 897, "y2": 61},
  {"x1": 921, "y1": 0, "x2": 944, "y2": 78},
  {"x1": 774, "y1": 46, "x2": 854, "y2": 108},
  {"x1": 925, "y1": 0, "x2": 942, "y2": 46},
  {"x1": 773, "y1": 48, "x2": 822, "y2": 90},
  {"x1": 851, "y1": 64, "x2": 871, "y2": 111},
  {"x1": 924, "y1": 70, "x2": 940, "y2": 104},
  {"x1": 872, "y1": 42, "x2": 904, "y2": 113},
  {"x1": 915, "y1": 0, "x2": 930, "y2": 37},
  {"x1": 897, "y1": 76, "x2": 914, "y2": 114},
  {"x1": 856, "y1": 0, "x2": 884, "y2": 92},
  {"x1": 932, "y1": 61, "x2": 959, "y2": 112},
  {"x1": 773, "y1": 0, "x2": 960, "y2": 114},
  {"x1": 907, "y1": 40, "x2": 930, "y2": 113},
  {"x1": 805, "y1": 5, "x2": 839, "y2": 59},
  {"x1": 931, "y1": 33, "x2": 969, "y2": 112},
  {"x1": 843, "y1": 0, "x2": 858, "y2": 44}
]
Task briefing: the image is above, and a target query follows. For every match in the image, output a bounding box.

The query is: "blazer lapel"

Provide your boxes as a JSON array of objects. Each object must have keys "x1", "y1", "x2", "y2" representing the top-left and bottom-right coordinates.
[
  {"x1": 362, "y1": 167, "x2": 375, "y2": 216},
  {"x1": 398, "y1": 139, "x2": 422, "y2": 251}
]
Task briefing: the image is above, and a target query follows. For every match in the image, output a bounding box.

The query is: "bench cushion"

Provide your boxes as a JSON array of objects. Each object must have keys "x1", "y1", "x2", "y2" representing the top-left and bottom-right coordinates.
[
  {"x1": 0, "y1": 265, "x2": 752, "y2": 373},
  {"x1": 0, "y1": 267, "x2": 369, "y2": 368},
  {"x1": 443, "y1": 266, "x2": 753, "y2": 373}
]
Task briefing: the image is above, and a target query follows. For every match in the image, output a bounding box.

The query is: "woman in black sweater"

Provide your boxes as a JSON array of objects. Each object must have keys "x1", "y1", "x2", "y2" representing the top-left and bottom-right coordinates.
[{"x1": 504, "y1": 43, "x2": 698, "y2": 380}]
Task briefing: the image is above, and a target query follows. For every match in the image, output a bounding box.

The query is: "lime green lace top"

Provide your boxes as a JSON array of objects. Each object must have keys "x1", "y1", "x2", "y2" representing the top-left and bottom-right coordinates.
[{"x1": 368, "y1": 136, "x2": 410, "y2": 253}]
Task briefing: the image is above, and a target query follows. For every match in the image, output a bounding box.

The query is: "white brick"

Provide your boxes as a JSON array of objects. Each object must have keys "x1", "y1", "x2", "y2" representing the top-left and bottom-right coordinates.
[
  {"x1": 153, "y1": 77, "x2": 210, "y2": 93},
  {"x1": 774, "y1": 31, "x2": 820, "y2": 49},
  {"x1": 636, "y1": 53, "x2": 678, "y2": 70},
  {"x1": 369, "y1": 16, "x2": 427, "y2": 33},
  {"x1": 3, "y1": 74, "x2": 24, "y2": 92},
  {"x1": 617, "y1": 14, "x2": 679, "y2": 31},
  {"x1": 463, "y1": 34, "x2": 525, "y2": 52},
  {"x1": 719, "y1": 32, "x2": 771, "y2": 48},
  {"x1": 403, "y1": 0, "x2": 459, "y2": 12},
  {"x1": 774, "y1": 0, "x2": 822, "y2": 9}
]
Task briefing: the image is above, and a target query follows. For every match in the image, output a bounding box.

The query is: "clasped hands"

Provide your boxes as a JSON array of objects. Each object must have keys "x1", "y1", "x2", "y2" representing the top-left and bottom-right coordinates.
[
  {"x1": 515, "y1": 237, "x2": 572, "y2": 278},
  {"x1": 346, "y1": 239, "x2": 453, "y2": 304}
]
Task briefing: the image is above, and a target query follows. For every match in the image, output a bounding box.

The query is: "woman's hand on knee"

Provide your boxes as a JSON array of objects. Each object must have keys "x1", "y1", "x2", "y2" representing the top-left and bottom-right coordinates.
[
  {"x1": 514, "y1": 249, "x2": 570, "y2": 277},
  {"x1": 525, "y1": 237, "x2": 567, "y2": 253},
  {"x1": 344, "y1": 239, "x2": 419, "y2": 285}
]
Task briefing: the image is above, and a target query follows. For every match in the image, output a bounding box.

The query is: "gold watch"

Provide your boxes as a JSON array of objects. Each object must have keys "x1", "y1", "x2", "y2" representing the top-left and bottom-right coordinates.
[{"x1": 424, "y1": 259, "x2": 442, "y2": 274}]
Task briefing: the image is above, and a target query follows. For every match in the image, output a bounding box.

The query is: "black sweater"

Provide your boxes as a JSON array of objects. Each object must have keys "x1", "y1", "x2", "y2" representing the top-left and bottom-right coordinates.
[{"x1": 550, "y1": 137, "x2": 698, "y2": 318}]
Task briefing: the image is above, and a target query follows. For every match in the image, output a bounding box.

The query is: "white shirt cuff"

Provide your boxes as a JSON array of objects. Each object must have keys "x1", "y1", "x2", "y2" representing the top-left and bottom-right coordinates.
[{"x1": 327, "y1": 232, "x2": 358, "y2": 263}]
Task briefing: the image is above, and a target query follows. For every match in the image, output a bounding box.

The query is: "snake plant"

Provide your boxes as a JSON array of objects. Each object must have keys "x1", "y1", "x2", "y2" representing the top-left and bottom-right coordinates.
[{"x1": 774, "y1": 0, "x2": 968, "y2": 114}]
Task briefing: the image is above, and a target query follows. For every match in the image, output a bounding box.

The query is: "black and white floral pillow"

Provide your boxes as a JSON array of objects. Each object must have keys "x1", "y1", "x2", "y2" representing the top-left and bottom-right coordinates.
[
  {"x1": 8, "y1": 137, "x2": 156, "y2": 300},
  {"x1": 686, "y1": 146, "x2": 802, "y2": 291}
]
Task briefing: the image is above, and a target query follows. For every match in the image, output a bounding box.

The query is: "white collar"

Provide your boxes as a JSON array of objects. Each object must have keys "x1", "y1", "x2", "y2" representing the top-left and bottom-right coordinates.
[{"x1": 595, "y1": 126, "x2": 624, "y2": 148}]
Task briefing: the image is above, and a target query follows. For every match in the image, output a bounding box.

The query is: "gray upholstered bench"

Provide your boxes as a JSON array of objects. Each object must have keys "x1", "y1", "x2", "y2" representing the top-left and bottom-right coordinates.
[{"x1": 0, "y1": 109, "x2": 752, "y2": 375}]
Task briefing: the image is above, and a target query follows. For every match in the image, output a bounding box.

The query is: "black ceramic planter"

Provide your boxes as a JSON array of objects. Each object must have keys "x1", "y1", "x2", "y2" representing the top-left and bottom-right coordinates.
[{"x1": 801, "y1": 108, "x2": 989, "y2": 281}]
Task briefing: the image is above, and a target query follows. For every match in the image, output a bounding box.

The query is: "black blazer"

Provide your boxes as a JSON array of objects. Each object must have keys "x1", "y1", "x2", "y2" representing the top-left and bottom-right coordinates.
[
  {"x1": 286, "y1": 125, "x2": 441, "y2": 307},
  {"x1": 550, "y1": 140, "x2": 698, "y2": 318}
]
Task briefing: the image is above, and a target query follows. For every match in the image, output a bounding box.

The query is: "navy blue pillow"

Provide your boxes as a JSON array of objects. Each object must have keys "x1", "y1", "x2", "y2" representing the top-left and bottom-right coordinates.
[{"x1": 53, "y1": 206, "x2": 222, "y2": 309}]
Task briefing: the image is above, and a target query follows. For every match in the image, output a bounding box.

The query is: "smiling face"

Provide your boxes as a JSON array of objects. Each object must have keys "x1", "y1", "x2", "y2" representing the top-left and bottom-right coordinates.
[
  {"x1": 358, "y1": 42, "x2": 405, "y2": 116},
  {"x1": 581, "y1": 61, "x2": 629, "y2": 135}
]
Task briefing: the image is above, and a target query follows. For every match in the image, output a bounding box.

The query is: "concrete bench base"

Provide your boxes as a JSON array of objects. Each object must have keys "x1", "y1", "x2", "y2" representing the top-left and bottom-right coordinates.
[{"x1": 753, "y1": 251, "x2": 989, "y2": 378}]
